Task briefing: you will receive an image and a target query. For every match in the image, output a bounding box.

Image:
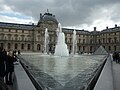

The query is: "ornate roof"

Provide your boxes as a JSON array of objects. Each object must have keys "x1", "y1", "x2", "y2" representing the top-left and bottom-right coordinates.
[
  {"x1": 42, "y1": 13, "x2": 58, "y2": 24},
  {"x1": 37, "y1": 11, "x2": 58, "y2": 26}
]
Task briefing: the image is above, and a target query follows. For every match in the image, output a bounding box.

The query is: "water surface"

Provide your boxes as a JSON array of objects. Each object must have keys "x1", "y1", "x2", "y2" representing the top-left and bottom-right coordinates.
[{"x1": 21, "y1": 53, "x2": 106, "y2": 90}]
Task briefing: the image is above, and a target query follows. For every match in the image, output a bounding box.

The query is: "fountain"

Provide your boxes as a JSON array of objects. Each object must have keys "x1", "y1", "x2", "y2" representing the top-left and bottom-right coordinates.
[
  {"x1": 19, "y1": 23, "x2": 108, "y2": 90},
  {"x1": 44, "y1": 28, "x2": 49, "y2": 54},
  {"x1": 71, "y1": 29, "x2": 77, "y2": 56},
  {"x1": 21, "y1": 25, "x2": 107, "y2": 89},
  {"x1": 54, "y1": 23, "x2": 69, "y2": 56}
]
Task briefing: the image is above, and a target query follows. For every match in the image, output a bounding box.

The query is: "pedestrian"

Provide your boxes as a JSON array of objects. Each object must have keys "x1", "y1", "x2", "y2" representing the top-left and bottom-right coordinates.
[
  {"x1": 18, "y1": 50, "x2": 21, "y2": 55},
  {"x1": 115, "y1": 52, "x2": 119, "y2": 63},
  {"x1": 13, "y1": 50, "x2": 17, "y2": 57},
  {"x1": 2, "y1": 49, "x2": 7, "y2": 55},
  {"x1": 5, "y1": 51, "x2": 16, "y2": 85},
  {"x1": 112, "y1": 52, "x2": 116, "y2": 62},
  {"x1": 0, "y1": 47, "x2": 7, "y2": 82}
]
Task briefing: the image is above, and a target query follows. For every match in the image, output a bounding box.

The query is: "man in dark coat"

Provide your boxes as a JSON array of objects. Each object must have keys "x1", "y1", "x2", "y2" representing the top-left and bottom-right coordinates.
[
  {"x1": 0, "y1": 47, "x2": 6, "y2": 81},
  {"x1": 5, "y1": 51, "x2": 16, "y2": 85}
]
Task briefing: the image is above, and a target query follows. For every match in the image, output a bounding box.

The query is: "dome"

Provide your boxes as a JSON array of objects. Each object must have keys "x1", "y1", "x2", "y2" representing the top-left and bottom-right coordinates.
[{"x1": 42, "y1": 13, "x2": 58, "y2": 24}]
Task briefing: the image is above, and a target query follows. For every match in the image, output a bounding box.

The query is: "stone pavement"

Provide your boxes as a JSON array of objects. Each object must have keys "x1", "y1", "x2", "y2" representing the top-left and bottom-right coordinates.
[
  {"x1": 112, "y1": 62, "x2": 120, "y2": 90},
  {"x1": 94, "y1": 55, "x2": 113, "y2": 90}
]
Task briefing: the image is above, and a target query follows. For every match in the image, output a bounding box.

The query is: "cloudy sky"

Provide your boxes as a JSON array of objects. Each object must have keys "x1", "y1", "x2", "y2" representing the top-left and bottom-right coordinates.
[{"x1": 0, "y1": 0, "x2": 120, "y2": 31}]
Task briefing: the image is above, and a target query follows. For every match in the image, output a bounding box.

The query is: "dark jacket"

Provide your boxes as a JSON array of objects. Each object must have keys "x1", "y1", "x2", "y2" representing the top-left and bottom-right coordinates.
[
  {"x1": 6, "y1": 55, "x2": 16, "y2": 72},
  {"x1": 0, "y1": 51, "x2": 6, "y2": 77}
]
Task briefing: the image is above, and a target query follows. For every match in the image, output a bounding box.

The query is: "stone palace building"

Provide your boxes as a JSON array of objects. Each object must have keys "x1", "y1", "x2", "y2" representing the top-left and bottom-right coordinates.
[{"x1": 0, "y1": 11, "x2": 120, "y2": 53}]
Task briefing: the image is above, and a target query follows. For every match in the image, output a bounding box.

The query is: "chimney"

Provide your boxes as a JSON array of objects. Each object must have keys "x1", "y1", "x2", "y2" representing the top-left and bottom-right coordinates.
[
  {"x1": 32, "y1": 23, "x2": 34, "y2": 26},
  {"x1": 106, "y1": 26, "x2": 108, "y2": 29},
  {"x1": 40, "y1": 13, "x2": 42, "y2": 19},
  {"x1": 115, "y1": 24, "x2": 117, "y2": 28},
  {"x1": 94, "y1": 27, "x2": 96, "y2": 31}
]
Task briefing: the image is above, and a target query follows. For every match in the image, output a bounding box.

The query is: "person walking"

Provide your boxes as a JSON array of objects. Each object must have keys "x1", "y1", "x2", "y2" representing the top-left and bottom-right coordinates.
[
  {"x1": 5, "y1": 51, "x2": 16, "y2": 85},
  {"x1": 3, "y1": 49, "x2": 7, "y2": 55},
  {"x1": 114, "y1": 52, "x2": 120, "y2": 63},
  {"x1": 113, "y1": 52, "x2": 116, "y2": 62},
  {"x1": 0, "y1": 47, "x2": 7, "y2": 82}
]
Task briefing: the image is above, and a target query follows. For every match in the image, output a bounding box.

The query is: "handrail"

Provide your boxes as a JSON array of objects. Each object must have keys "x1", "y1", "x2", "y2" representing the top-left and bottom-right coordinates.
[{"x1": 84, "y1": 55, "x2": 108, "y2": 90}]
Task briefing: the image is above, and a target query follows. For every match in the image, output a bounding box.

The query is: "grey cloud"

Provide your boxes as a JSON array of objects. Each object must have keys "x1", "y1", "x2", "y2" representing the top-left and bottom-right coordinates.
[{"x1": 2, "y1": 0, "x2": 120, "y2": 27}]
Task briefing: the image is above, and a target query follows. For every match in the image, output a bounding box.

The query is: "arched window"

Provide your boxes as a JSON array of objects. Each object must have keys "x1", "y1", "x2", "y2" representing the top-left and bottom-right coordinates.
[
  {"x1": 0, "y1": 43, "x2": 3, "y2": 49},
  {"x1": 15, "y1": 43, "x2": 18, "y2": 49},
  {"x1": 21, "y1": 44, "x2": 24, "y2": 49},
  {"x1": 114, "y1": 46, "x2": 116, "y2": 51},
  {"x1": 83, "y1": 46, "x2": 85, "y2": 51},
  {"x1": 114, "y1": 37, "x2": 117, "y2": 43},
  {"x1": 8, "y1": 43, "x2": 11, "y2": 49},
  {"x1": 108, "y1": 38, "x2": 111, "y2": 43},
  {"x1": 27, "y1": 44, "x2": 31, "y2": 50},
  {"x1": 37, "y1": 44, "x2": 41, "y2": 51},
  {"x1": 8, "y1": 34, "x2": 11, "y2": 40},
  {"x1": 69, "y1": 45, "x2": 72, "y2": 51},
  {"x1": 108, "y1": 46, "x2": 111, "y2": 51},
  {"x1": 4, "y1": 36, "x2": 7, "y2": 40},
  {"x1": 79, "y1": 46, "x2": 81, "y2": 51},
  {"x1": 90, "y1": 46, "x2": 92, "y2": 52}
]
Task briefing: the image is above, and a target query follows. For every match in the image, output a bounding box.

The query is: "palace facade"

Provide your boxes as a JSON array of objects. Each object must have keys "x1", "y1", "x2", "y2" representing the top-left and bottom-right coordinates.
[{"x1": 0, "y1": 11, "x2": 120, "y2": 53}]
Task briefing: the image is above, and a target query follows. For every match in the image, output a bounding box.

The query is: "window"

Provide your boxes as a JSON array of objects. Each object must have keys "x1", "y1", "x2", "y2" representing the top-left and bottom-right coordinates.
[
  {"x1": 83, "y1": 46, "x2": 85, "y2": 51},
  {"x1": 108, "y1": 46, "x2": 111, "y2": 51},
  {"x1": 22, "y1": 30, "x2": 24, "y2": 33},
  {"x1": 21, "y1": 35, "x2": 24, "y2": 41},
  {"x1": 37, "y1": 44, "x2": 40, "y2": 50},
  {"x1": 9, "y1": 29, "x2": 11, "y2": 32},
  {"x1": 27, "y1": 44, "x2": 30, "y2": 50},
  {"x1": 4, "y1": 36, "x2": 7, "y2": 40},
  {"x1": 19, "y1": 37, "x2": 21, "y2": 41},
  {"x1": 16, "y1": 29, "x2": 17, "y2": 33},
  {"x1": 8, "y1": 43, "x2": 11, "y2": 49},
  {"x1": 38, "y1": 31, "x2": 40, "y2": 33},
  {"x1": 70, "y1": 38, "x2": 72, "y2": 43},
  {"x1": 83, "y1": 39, "x2": 85, "y2": 44},
  {"x1": 90, "y1": 39, "x2": 92, "y2": 44},
  {"x1": 98, "y1": 39, "x2": 101, "y2": 44},
  {"x1": 79, "y1": 39, "x2": 81, "y2": 43},
  {"x1": 69, "y1": 45, "x2": 72, "y2": 51},
  {"x1": 103, "y1": 38, "x2": 105, "y2": 43},
  {"x1": 8, "y1": 34, "x2": 11, "y2": 40},
  {"x1": 114, "y1": 46, "x2": 116, "y2": 51},
  {"x1": 79, "y1": 46, "x2": 81, "y2": 51},
  {"x1": 90, "y1": 46, "x2": 92, "y2": 52},
  {"x1": 15, "y1": 43, "x2": 18, "y2": 49},
  {"x1": 21, "y1": 44, "x2": 24, "y2": 49},
  {"x1": 114, "y1": 37, "x2": 117, "y2": 43},
  {"x1": 108, "y1": 38, "x2": 111, "y2": 43},
  {"x1": 65, "y1": 38, "x2": 67, "y2": 43},
  {"x1": 0, "y1": 43, "x2": 3, "y2": 49}
]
